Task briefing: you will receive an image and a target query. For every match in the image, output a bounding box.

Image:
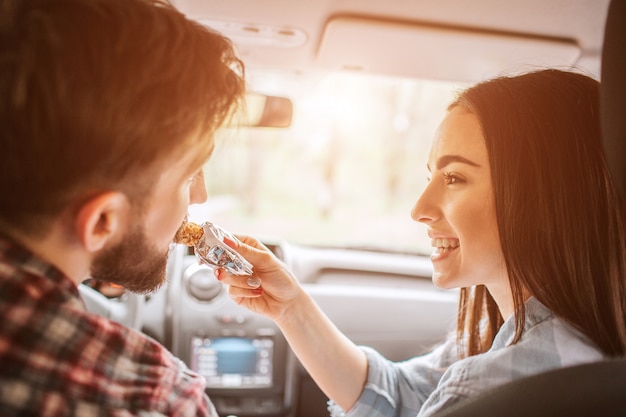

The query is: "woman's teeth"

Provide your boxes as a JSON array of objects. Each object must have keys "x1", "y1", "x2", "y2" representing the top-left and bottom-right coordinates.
[{"x1": 431, "y1": 238, "x2": 460, "y2": 253}]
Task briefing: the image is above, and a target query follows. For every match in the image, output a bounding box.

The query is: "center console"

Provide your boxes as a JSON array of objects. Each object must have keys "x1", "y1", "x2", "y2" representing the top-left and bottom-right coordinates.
[
  {"x1": 165, "y1": 245, "x2": 297, "y2": 417},
  {"x1": 190, "y1": 335, "x2": 274, "y2": 389}
]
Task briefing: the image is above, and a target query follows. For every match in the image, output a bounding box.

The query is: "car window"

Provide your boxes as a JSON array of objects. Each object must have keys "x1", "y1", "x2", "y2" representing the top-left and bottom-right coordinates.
[{"x1": 190, "y1": 68, "x2": 466, "y2": 255}]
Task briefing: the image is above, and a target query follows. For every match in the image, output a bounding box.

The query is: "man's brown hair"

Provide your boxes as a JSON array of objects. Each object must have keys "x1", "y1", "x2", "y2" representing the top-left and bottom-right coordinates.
[{"x1": 0, "y1": 0, "x2": 245, "y2": 236}]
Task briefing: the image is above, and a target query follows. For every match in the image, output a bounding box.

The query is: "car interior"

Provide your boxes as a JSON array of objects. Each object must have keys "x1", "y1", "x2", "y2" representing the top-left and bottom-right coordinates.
[{"x1": 79, "y1": 0, "x2": 626, "y2": 416}]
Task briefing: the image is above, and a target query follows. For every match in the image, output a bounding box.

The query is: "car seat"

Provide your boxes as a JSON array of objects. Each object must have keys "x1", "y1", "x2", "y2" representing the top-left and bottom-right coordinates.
[
  {"x1": 601, "y1": 0, "x2": 626, "y2": 199},
  {"x1": 433, "y1": 357, "x2": 626, "y2": 417}
]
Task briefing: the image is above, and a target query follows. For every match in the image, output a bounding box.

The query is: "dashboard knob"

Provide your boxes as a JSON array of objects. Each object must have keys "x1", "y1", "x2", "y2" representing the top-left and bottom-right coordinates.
[{"x1": 184, "y1": 264, "x2": 223, "y2": 302}]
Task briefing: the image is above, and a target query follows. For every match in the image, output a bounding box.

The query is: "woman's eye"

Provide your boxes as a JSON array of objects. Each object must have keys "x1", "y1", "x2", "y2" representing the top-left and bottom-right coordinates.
[{"x1": 443, "y1": 172, "x2": 463, "y2": 185}]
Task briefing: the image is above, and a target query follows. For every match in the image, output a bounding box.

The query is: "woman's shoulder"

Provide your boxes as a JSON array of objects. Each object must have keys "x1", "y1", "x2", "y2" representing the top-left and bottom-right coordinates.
[
  {"x1": 422, "y1": 316, "x2": 605, "y2": 416},
  {"x1": 454, "y1": 298, "x2": 605, "y2": 383},
  {"x1": 516, "y1": 298, "x2": 607, "y2": 366}
]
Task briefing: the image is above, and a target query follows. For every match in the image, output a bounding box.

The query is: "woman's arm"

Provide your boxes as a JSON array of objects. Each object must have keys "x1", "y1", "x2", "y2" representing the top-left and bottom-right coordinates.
[{"x1": 216, "y1": 235, "x2": 368, "y2": 411}]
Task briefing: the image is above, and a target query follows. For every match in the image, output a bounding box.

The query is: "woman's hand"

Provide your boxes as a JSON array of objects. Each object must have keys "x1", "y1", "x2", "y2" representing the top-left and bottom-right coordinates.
[
  {"x1": 216, "y1": 234, "x2": 369, "y2": 411},
  {"x1": 214, "y1": 234, "x2": 304, "y2": 324}
]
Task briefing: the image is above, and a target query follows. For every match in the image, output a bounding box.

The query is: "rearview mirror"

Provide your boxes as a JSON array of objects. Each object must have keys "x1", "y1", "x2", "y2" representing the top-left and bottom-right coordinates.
[{"x1": 229, "y1": 93, "x2": 293, "y2": 128}]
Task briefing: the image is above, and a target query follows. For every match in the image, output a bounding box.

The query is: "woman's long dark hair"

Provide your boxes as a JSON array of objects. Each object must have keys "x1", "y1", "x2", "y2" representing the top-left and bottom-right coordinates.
[{"x1": 452, "y1": 69, "x2": 626, "y2": 357}]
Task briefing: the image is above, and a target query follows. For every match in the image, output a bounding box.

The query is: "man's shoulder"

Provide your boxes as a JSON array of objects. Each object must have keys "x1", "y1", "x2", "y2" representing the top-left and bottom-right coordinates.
[{"x1": 0, "y1": 274, "x2": 211, "y2": 415}]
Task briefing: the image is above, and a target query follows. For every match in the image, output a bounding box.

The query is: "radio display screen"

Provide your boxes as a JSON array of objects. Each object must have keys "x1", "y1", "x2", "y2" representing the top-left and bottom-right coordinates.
[{"x1": 190, "y1": 336, "x2": 274, "y2": 388}]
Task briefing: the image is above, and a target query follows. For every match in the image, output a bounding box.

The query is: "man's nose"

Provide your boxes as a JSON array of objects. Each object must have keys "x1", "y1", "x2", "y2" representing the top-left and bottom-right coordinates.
[{"x1": 189, "y1": 170, "x2": 208, "y2": 204}]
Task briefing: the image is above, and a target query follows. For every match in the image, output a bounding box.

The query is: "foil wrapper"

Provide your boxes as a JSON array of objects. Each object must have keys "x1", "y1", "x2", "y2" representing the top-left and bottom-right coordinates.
[{"x1": 194, "y1": 222, "x2": 255, "y2": 278}]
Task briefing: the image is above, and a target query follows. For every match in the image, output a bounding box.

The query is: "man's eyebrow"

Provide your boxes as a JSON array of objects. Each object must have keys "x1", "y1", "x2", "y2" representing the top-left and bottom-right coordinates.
[{"x1": 427, "y1": 154, "x2": 481, "y2": 171}]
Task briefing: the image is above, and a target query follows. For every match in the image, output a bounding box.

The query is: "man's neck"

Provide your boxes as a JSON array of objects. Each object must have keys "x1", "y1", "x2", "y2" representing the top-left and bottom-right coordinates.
[{"x1": 4, "y1": 222, "x2": 91, "y2": 286}]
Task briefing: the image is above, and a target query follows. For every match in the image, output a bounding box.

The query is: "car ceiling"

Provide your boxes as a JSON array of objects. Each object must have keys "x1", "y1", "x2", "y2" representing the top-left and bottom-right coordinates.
[{"x1": 172, "y1": 0, "x2": 610, "y2": 83}]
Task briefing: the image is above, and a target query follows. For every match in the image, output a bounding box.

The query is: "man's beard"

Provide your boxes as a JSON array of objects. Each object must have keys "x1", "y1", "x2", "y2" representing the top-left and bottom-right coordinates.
[{"x1": 90, "y1": 224, "x2": 169, "y2": 294}]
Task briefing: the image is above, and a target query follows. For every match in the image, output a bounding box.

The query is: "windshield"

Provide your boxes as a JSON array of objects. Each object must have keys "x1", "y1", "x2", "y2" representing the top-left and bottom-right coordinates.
[{"x1": 191, "y1": 69, "x2": 466, "y2": 255}]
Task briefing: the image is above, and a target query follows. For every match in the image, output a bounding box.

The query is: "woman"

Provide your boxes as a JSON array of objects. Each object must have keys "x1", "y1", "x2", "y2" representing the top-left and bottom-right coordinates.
[{"x1": 215, "y1": 69, "x2": 626, "y2": 416}]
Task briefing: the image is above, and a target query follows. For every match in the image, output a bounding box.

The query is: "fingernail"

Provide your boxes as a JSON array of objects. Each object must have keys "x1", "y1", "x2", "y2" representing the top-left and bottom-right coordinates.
[
  {"x1": 247, "y1": 277, "x2": 261, "y2": 288},
  {"x1": 223, "y1": 236, "x2": 237, "y2": 248},
  {"x1": 214, "y1": 268, "x2": 222, "y2": 280}
]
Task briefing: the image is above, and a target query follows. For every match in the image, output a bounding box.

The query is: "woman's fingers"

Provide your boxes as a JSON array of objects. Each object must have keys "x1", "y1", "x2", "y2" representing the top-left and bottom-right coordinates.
[
  {"x1": 215, "y1": 268, "x2": 262, "y2": 290},
  {"x1": 246, "y1": 276, "x2": 262, "y2": 288},
  {"x1": 215, "y1": 268, "x2": 265, "y2": 307},
  {"x1": 233, "y1": 234, "x2": 266, "y2": 250},
  {"x1": 223, "y1": 235, "x2": 288, "y2": 281},
  {"x1": 224, "y1": 235, "x2": 274, "y2": 263},
  {"x1": 228, "y1": 283, "x2": 264, "y2": 298}
]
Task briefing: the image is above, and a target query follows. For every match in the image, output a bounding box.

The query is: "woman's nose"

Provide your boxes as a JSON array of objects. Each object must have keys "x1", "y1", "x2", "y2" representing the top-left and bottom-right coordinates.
[
  {"x1": 411, "y1": 182, "x2": 438, "y2": 224},
  {"x1": 189, "y1": 170, "x2": 208, "y2": 204}
]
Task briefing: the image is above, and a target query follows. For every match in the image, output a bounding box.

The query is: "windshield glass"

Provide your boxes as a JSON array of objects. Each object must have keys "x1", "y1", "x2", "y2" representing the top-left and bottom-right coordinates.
[{"x1": 191, "y1": 69, "x2": 466, "y2": 255}]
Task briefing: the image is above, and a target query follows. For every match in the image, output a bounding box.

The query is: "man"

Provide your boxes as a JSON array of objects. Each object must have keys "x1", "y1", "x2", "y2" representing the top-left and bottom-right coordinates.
[{"x1": 0, "y1": 0, "x2": 245, "y2": 415}]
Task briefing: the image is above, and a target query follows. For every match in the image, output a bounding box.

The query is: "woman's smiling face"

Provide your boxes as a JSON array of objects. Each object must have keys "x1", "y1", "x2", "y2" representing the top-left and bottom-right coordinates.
[{"x1": 411, "y1": 106, "x2": 508, "y2": 295}]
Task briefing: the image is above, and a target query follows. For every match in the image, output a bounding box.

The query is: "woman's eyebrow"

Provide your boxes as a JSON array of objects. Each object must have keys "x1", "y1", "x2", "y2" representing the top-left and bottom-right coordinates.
[{"x1": 434, "y1": 154, "x2": 481, "y2": 170}]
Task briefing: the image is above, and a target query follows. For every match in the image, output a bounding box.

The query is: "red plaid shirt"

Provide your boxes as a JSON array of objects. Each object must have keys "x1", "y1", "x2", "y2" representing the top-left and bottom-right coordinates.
[{"x1": 0, "y1": 235, "x2": 217, "y2": 417}]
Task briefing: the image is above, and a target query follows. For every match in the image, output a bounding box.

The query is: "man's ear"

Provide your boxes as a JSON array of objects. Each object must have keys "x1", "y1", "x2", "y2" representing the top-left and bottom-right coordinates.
[{"x1": 75, "y1": 191, "x2": 131, "y2": 253}]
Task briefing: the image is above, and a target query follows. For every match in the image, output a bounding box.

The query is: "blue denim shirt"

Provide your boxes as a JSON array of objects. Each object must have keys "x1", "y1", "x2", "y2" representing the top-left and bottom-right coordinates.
[{"x1": 328, "y1": 297, "x2": 605, "y2": 417}]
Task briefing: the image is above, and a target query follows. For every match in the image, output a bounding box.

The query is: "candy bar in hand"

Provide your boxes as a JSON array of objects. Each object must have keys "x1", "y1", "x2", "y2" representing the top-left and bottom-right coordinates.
[{"x1": 174, "y1": 221, "x2": 255, "y2": 279}]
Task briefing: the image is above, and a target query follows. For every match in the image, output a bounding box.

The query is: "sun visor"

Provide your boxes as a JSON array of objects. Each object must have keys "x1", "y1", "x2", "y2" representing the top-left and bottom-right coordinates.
[{"x1": 316, "y1": 16, "x2": 581, "y2": 83}]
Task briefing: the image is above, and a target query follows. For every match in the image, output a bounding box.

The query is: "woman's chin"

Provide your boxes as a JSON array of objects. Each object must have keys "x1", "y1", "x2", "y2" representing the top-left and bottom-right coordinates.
[{"x1": 431, "y1": 271, "x2": 459, "y2": 290}]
